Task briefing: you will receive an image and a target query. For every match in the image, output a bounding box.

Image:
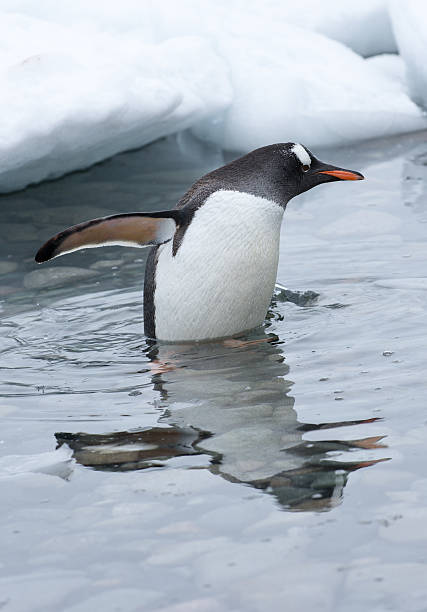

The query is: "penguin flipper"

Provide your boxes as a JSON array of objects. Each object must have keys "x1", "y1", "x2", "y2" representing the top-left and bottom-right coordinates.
[{"x1": 35, "y1": 211, "x2": 181, "y2": 263}]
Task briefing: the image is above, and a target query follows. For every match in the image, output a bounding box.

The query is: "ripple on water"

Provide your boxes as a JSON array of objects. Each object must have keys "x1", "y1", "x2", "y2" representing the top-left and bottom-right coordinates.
[{"x1": 1, "y1": 133, "x2": 427, "y2": 611}]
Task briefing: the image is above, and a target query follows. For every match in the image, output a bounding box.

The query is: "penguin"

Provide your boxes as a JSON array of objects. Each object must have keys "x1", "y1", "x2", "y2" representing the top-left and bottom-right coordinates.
[{"x1": 35, "y1": 143, "x2": 363, "y2": 342}]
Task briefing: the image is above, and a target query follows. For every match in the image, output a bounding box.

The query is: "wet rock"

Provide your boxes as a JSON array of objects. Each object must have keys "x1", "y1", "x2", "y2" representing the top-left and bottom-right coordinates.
[
  {"x1": 273, "y1": 285, "x2": 319, "y2": 306},
  {"x1": 23, "y1": 266, "x2": 97, "y2": 290},
  {"x1": 0, "y1": 261, "x2": 18, "y2": 275}
]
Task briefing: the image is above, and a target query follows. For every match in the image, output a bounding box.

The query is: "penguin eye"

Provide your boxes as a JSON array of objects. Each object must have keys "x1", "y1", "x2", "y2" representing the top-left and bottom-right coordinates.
[{"x1": 302, "y1": 164, "x2": 310, "y2": 172}]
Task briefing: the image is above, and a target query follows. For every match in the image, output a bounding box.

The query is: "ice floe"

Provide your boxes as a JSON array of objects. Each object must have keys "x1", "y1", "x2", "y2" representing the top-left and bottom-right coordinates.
[
  {"x1": 193, "y1": 22, "x2": 426, "y2": 152},
  {"x1": 390, "y1": 0, "x2": 427, "y2": 108},
  {"x1": 0, "y1": 1, "x2": 426, "y2": 192},
  {"x1": 258, "y1": 0, "x2": 397, "y2": 57},
  {"x1": 0, "y1": 10, "x2": 230, "y2": 192}
]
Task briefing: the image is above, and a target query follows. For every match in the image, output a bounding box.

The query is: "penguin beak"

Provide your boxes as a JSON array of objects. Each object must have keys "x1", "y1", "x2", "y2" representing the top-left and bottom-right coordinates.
[
  {"x1": 315, "y1": 164, "x2": 364, "y2": 181},
  {"x1": 294, "y1": 152, "x2": 364, "y2": 197}
]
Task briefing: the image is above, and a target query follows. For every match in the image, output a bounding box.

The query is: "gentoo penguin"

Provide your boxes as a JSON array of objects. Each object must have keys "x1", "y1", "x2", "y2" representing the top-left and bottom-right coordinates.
[{"x1": 35, "y1": 143, "x2": 363, "y2": 342}]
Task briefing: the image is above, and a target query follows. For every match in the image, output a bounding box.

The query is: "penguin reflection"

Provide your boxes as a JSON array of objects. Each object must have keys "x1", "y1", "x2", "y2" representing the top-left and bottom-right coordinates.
[{"x1": 56, "y1": 328, "x2": 387, "y2": 512}]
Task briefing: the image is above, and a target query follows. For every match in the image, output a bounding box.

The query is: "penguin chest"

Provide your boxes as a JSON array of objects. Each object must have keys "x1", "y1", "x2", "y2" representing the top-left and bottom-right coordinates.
[{"x1": 153, "y1": 190, "x2": 284, "y2": 341}]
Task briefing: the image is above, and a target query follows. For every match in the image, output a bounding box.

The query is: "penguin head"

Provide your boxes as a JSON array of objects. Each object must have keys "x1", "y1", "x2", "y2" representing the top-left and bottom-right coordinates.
[
  {"x1": 278, "y1": 142, "x2": 364, "y2": 201},
  {"x1": 213, "y1": 143, "x2": 364, "y2": 207}
]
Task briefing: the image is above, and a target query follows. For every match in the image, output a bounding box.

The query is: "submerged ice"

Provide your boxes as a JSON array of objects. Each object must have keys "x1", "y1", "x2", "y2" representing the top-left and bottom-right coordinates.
[{"x1": 0, "y1": 0, "x2": 426, "y2": 192}]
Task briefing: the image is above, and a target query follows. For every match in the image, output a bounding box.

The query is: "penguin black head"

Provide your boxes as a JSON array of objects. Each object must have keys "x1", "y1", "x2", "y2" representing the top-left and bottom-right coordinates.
[
  {"x1": 281, "y1": 142, "x2": 364, "y2": 197},
  {"x1": 209, "y1": 143, "x2": 364, "y2": 207}
]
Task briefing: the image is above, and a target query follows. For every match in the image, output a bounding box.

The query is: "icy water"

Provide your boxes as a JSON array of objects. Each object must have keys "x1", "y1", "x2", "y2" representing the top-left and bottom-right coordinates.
[{"x1": 1, "y1": 131, "x2": 427, "y2": 612}]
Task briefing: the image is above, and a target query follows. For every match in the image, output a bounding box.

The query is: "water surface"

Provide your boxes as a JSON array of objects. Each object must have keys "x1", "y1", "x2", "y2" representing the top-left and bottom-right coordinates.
[{"x1": 1, "y1": 132, "x2": 427, "y2": 611}]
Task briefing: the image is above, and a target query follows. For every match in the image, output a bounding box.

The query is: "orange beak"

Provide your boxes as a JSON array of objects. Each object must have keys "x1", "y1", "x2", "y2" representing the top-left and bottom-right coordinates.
[{"x1": 318, "y1": 169, "x2": 364, "y2": 181}]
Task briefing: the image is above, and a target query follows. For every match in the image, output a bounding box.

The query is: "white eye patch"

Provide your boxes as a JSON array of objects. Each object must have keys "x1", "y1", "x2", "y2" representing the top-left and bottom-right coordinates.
[{"x1": 291, "y1": 143, "x2": 311, "y2": 168}]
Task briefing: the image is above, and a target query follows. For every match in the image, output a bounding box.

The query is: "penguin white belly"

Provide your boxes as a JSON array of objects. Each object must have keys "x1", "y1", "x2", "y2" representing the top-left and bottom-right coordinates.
[{"x1": 154, "y1": 190, "x2": 284, "y2": 342}]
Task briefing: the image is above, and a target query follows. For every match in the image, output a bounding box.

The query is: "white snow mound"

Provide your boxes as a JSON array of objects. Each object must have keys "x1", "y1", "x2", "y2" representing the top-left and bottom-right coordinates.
[
  {"x1": 390, "y1": 0, "x2": 427, "y2": 109},
  {"x1": 0, "y1": 12, "x2": 231, "y2": 192},
  {"x1": 257, "y1": 0, "x2": 397, "y2": 57},
  {"x1": 0, "y1": 1, "x2": 425, "y2": 192},
  {"x1": 192, "y1": 22, "x2": 426, "y2": 151}
]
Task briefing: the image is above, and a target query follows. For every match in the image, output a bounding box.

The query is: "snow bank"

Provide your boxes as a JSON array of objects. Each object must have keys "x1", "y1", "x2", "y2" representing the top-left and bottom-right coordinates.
[
  {"x1": 193, "y1": 23, "x2": 426, "y2": 151},
  {"x1": 0, "y1": 1, "x2": 425, "y2": 192},
  {"x1": 252, "y1": 0, "x2": 397, "y2": 57},
  {"x1": 0, "y1": 446, "x2": 74, "y2": 480},
  {"x1": 0, "y1": 12, "x2": 231, "y2": 192},
  {"x1": 390, "y1": 0, "x2": 427, "y2": 109},
  {"x1": 1, "y1": 0, "x2": 397, "y2": 56}
]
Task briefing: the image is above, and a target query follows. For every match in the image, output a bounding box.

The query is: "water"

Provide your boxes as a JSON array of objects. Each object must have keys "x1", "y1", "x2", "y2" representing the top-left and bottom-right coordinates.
[{"x1": 1, "y1": 131, "x2": 427, "y2": 611}]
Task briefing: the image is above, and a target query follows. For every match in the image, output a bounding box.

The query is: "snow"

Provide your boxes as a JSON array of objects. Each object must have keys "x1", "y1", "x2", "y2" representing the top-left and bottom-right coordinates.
[
  {"x1": 366, "y1": 53, "x2": 408, "y2": 86},
  {"x1": 390, "y1": 0, "x2": 427, "y2": 109},
  {"x1": 192, "y1": 21, "x2": 427, "y2": 152},
  {"x1": 259, "y1": 0, "x2": 397, "y2": 57},
  {"x1": 0, "y1": 1, "x2": 426, "y2": 192},
  {"x1": 0, "y1": 11, "x2": 231, "y2": 192}
]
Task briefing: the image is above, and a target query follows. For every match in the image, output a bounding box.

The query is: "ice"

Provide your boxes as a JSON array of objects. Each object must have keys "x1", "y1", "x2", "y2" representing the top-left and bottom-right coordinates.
[
  {"x1": 0, "y1": 0, "x2": 396, "y2": 56},
  {"x1": 259, "y1": 0, "x2": 397, "y2": 57},
  {"x1": 193, "y1": 22, "x2": 426, "y2": 151},
  {"x1": 0, "y1": 1, "x2": 425, "y2": 192},
  {"x1": 390, "y1": 0, "x2": 427, "y2": 108},
  {"x1": 367, "y1": 53, "x2": 408, "y2": 85},
  {"x1": 0, "y1": 10, "x2": 231, "y2": 192}
]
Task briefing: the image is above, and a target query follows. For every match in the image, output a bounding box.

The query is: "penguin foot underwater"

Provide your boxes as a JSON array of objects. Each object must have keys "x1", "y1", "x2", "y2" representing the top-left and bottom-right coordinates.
[{"x1": 35, "y1": 143, "x2": 363, "y2": 343}]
